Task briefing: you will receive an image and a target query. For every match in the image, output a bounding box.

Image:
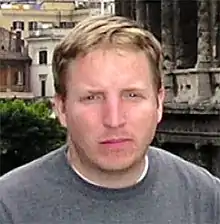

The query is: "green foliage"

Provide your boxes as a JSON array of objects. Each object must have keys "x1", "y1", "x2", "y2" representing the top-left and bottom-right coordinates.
[{"x1": 0, "y1": 99, "x2": 66, "y2": 176}]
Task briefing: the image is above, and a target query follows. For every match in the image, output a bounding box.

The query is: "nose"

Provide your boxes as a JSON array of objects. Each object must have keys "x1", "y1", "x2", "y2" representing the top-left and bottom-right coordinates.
[{"x1": 102, "y1": 97, "x2": 126, "y2": 128}]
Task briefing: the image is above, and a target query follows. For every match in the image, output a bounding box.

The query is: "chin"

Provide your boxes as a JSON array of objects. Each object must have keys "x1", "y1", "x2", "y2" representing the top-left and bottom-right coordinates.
[{"x1": 96, "y1": 156, "x2": 139, "y2": 172}]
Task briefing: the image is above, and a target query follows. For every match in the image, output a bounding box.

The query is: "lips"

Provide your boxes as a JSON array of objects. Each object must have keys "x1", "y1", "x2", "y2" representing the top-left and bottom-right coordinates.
[{"x1": 100, "y1": 138, "x2": 132, "y2": 145}]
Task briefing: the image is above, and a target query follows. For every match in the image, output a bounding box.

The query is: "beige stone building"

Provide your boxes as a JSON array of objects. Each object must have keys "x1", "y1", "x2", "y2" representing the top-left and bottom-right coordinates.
[{"x1": 0, "y1": 0, "x2": 90, "y2": 40}]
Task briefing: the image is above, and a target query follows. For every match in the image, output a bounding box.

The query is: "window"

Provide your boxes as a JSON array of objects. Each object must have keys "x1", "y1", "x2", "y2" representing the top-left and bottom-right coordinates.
[
  {"x1": 59, "y1": 22, "x2": 75, "y2": 28},
  {"x1": 39, "y1": 74, "x2": 47, "y2": 97},
  {"x1": 12, "y1": 21, "x2": 24, "y2": 30},
  {"x1": 41, "y1": 80, "x2": 46, "y2": 97},
  {"x1": 39, "y1": 50, "x2": 47, "y2": 64},
  {"x1": 28, "y1": 21, "x2": 38, "y2": 31}
]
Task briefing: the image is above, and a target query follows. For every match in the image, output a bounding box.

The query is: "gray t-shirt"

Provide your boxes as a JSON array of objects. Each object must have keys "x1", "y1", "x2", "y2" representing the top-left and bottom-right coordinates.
[{"x1": 0, "y1": 145, "x2": 219, "y2": 224}]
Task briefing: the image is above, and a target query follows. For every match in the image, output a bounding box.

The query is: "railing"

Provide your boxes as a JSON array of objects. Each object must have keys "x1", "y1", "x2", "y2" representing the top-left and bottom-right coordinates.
[
  {"x1": 0, "y1": 85, "x2": 25, "y2": 92},
  {"x1": 28, "y1": 28, "x2": 72, "y2": 38}
]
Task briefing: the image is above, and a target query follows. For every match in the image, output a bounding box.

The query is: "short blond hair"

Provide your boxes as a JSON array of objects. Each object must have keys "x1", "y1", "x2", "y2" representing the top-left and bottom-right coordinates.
[{"x1": 52, "y1": 15, "x2": 163, "y2": 96}]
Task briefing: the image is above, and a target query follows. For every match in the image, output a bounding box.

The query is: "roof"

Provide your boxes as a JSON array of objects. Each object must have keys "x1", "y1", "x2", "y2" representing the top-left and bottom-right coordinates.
[{"x1": 0, "y1": 50, "x2": 31, "y2": 61}]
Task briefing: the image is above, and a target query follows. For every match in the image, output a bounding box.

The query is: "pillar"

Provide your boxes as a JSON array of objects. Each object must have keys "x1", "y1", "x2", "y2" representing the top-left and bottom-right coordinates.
[
  {"x1": 148, "y1": 0, "x2": 161, "y2": 41},
  {"x1": 100, "y1": 0, "x2": 105, "y2": 15},
  {"x1": 210, "y1": 0, "x2": 217, "y2": 66},
  {"x1": 195, "y1": 0, "x2": 212, "y2": 68},
  {"x1": 161, "y1": 0, "x2": 175, "y2": 71},
  {"x1": 136, "y1": 0, "x2": 148, "y2": 29},
  {"x1": 216, "y1": 0, "x2": 220, "y2": 66},
  {"x1": 173, "y1": 0, "x2": 184, "y2": 69},
  {"x1": 24, "y1": 63, "x2": 30, "y2": 92},
  {"x1": 6, "y1": 65, "x2": 12, "y2": 92}
]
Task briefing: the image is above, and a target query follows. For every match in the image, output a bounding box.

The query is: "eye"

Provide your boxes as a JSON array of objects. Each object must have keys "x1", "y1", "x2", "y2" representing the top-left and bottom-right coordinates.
[
  {"x1": 124, "y1": 91, "x2": 142, "y2": 99},
  {"x1": 128, "y1": 92, "x2": 139, "y2": 98},
  {"x1": 80, "y1": 94, "x2": 103, "y2": 102},
  {"x1": 86, "y1": 95, "x2": 96, "y2": 100}
]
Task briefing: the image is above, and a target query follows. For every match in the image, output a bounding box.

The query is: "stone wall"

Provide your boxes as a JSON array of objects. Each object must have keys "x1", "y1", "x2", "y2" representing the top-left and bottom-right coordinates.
[{"x1": 0, "y1": 27, "x2": 16, "y2": 52}]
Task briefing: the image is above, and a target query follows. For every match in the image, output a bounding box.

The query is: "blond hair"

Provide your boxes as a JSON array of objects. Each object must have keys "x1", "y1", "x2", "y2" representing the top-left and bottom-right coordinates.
[{"x1": 52, "y1": 15, "x2": 163, "y2": 96}]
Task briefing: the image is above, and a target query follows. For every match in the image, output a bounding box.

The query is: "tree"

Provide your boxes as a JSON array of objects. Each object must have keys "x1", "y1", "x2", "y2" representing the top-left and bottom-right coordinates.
[{"x1": 0, "y1": 99, "x2": 66, "y2": 176}]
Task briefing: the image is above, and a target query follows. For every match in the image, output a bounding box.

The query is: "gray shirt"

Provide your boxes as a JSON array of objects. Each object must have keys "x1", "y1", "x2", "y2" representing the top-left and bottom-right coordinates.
[{"x1": 0, "y1": 145, "x2": 220, "y2": 224}]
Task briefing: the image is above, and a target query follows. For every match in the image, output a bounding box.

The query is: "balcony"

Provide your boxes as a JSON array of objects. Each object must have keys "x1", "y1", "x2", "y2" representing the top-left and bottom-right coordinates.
[
  {"x1": 28, "y1": 28, "x2": 73, "y2": 38},
  {"x1": 0, "y1": 84, "x2": 25, "y2": 92}
]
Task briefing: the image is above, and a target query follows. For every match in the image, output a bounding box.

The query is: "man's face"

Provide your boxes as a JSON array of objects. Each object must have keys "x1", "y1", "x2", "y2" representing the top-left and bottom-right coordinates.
[{"x1": 55, "y1": 48, "x2": 164, "y2": 172}]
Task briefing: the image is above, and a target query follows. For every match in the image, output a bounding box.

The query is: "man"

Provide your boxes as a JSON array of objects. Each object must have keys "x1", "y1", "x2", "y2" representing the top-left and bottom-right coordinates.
[{"x1": 0, "y1": 15, "x2": 219, "y2": 223}]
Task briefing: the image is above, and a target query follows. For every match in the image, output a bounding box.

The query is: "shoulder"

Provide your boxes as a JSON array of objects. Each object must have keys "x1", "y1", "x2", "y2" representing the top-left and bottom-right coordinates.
[
  {"x1": 0, "y1": 145, "x2": 67, "y2": 197},
  {"x1": 148, "y1": 146, "x2": 220, "y2": 222},
  {"x1": 148, "y1": 146, "x2": 220, "y2": 192}
]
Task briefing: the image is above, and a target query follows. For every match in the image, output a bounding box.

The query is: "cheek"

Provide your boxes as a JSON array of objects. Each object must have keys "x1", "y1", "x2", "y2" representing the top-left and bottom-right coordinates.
[
  {"x1": 66, "y1": 106, "x2": 101, "y2": 135},
  {"x1": 127, "y1": 103, "x2": 159, "y2": 139},
  {"x1": 128, "y1": 103, "x2": 158, "y2": 124}
]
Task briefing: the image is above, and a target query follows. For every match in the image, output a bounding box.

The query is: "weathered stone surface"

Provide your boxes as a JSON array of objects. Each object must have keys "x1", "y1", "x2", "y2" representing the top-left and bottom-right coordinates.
[
  {"x1": 0, "y1": 27, "x2": 16, "y2": 52},
  {"x1": 173, "y1": 0, "x2": 184, "y2": 69},
  {"x1": 211, "y1": 70, "x2": 220, "y2": 103},
  {"x1": 161, "y1": 0, "x2": 174, "y2": 71},
  {"x1": 136, "y1": 0, "x2": 148, "y2": 29},
  {"x1": 216, "y1": 0, "x2": 220, "y2": 66},
  {"x1": 196, "y1": 0, "x2": 212, "y2": 68},
  {"x1": 164, "y1": 68, "x2": 220, "y2": 104}
]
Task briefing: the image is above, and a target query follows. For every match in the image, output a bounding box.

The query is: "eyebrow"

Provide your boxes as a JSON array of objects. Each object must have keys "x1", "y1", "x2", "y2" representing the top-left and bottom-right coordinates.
[
  {"x1": 122, "y1": 87, "x2": 147, "y2": 92},
  {"x1": 78, "y1": 88, "x2": 148, "y2": 96},
  {"x1": 75, "y1": 83, "x2": 149, "y2": 93}
]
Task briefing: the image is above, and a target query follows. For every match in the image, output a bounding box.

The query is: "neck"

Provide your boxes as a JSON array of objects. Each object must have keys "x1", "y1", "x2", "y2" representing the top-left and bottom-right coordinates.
[{"x1": 67, "y1": 145, "x2": 146, "y2": 189}]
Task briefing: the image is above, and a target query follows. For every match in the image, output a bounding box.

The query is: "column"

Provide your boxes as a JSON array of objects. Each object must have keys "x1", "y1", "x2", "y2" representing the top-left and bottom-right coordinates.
[
  {"x1": 136, "y1": 0, "x2": 148, "y2": 29},
  {"x1": 161, "y1": 0, "x2": 175, "y2": 71},
  {"x1": 24, "y1": 63, "x2": 30, "y2": 92},
  {"x1": 216, "y1": 0, "x2": 220, "y2": 66},
  {"x1": 17, "y1": 69, "x2": 23, "y2": 85},
  {"x1": 195, "y1": 0, "x2": 213, "y2": 100},
  {"x1": 6, "y1": 65, "x2": 12, "y2": 92},
  {"x1": 195, "y1": 0, "x2": 212, "y2": 68},
  {"x1": 148, "y1": 0, "x2": 161, "y2": 41},
  {"x1": 100, "y1": 0, "x2": 105, "y2": 15},
  {"x1": 173, "y1": 0, "x2": 184, "y2": 69},
  {"x1": 210, "y1": 0, "x2": 220, "y2": 67}
]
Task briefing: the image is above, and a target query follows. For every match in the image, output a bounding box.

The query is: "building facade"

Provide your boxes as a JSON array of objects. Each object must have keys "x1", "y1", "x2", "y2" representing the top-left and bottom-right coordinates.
[
  {"x1": 0, "y1": 27, "x2": 33, "y2": 98},
  {"x1": 0, "y1": 0, "x2": 90, "y2": 41},
  {"x1": 26, "y1": 27, "x2": 72, "y2": 97},
  {"x1": 77, "y1": 0, "x2": 115, "y2": 16},
  {"x1": 1, "y1": 0, "x2": 116, "y2": 98}
]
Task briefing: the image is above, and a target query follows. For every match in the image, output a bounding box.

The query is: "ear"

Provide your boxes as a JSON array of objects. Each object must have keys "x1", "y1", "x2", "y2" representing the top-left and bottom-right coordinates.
[
  {"x1": 157, "y1": 87, "x2": 165, "y2": 124},
  {"x1": 53, "y1": 94, "x2": 67, "y2": 128}
]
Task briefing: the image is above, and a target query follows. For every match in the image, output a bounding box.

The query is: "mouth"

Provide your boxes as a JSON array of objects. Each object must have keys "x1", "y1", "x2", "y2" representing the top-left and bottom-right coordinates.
[{"x1": 100, "y1": 138, "x2": 132, "y2": 145}]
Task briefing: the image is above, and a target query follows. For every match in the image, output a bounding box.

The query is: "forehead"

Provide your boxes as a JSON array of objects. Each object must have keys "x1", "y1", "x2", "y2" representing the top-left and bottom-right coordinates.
[{"x1": 67, "y1": 48, "x2": 153, "y2": 90}]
